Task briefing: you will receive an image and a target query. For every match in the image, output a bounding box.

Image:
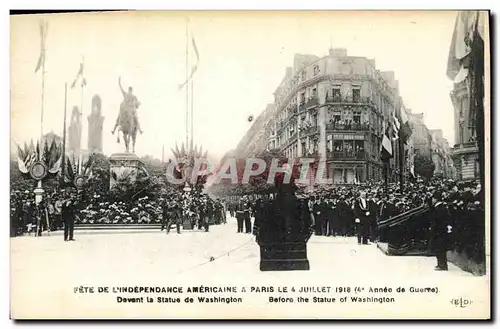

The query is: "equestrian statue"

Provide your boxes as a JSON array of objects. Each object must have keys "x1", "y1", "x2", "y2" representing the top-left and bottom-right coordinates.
[{"x1": 112, "y1": 77, "x2": 143, "y2": 153}]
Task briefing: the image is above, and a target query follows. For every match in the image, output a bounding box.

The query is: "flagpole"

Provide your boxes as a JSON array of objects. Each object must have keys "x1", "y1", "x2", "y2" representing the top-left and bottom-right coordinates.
[
  {"x1": 40, "y1": 30, "x2": 46, "y2": 161},
  {"x1": 185, "y1": 18, "x2": 189, "y2": 150},
  {"x1": 79, "y1": 56, "x2": 85, "y2": 161},
  {"x1": 61, "y1": 83, "x2": 68, "y2": 183},
  {"x1": 191, "y1": 78, "x2": 194, "y2": 149}
]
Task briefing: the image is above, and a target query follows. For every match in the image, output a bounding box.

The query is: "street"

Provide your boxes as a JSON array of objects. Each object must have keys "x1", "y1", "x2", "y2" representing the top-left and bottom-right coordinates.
[{"x1": 10, "y1": 217, "x2": 489, "y2": 319}]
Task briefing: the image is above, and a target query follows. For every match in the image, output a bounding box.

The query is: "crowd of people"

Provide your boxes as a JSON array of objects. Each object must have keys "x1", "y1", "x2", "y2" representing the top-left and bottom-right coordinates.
[
  {"x1": 225, "y1": 177, "x2": 484, "y2": 271},
  {"x1": 10, "y1": 186, "x2": 227, "y2": 238},
  {"x1": 10, "y1": 175, "x2": 485, "y2": 271}
]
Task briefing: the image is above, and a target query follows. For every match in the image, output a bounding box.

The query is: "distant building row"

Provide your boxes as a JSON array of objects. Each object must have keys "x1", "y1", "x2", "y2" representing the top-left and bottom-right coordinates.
[{"x1": 234, "y1": 48, "x2": 455, "y2": 184}]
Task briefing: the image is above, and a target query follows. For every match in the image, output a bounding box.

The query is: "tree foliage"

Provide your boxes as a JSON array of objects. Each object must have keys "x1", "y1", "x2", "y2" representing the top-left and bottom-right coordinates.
[{"x1": 414, "y1": 154, "x2": 436, "y2": 180}]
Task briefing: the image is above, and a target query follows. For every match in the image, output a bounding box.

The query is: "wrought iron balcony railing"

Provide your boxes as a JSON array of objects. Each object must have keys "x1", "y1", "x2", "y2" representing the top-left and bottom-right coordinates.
[
  {"x1": 325, "y1": 95, "x2": 372, "y2": 105},
  {"x1": 325, "y1": 122, "x2": 370, "y2": 131},
  {"x1": 328, "y1": 150, "x2": 366, "y2": 160}
]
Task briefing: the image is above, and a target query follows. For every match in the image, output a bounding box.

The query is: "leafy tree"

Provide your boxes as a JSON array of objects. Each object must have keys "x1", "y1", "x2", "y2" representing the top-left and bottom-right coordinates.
[{"x1": 414, "y1": 154, "x2": 435, "y2": 180}]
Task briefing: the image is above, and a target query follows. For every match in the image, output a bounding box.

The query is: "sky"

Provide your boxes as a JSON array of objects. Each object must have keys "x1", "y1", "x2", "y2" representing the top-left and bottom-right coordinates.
[{"x1": 10, "y1": 10, "x2": 459, "y2": 161}]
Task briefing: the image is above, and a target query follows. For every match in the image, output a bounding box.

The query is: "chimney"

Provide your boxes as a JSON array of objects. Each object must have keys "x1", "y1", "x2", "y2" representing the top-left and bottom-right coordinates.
[{"x1": 329, "y1": 48, "x2": 347, "y2": 57}]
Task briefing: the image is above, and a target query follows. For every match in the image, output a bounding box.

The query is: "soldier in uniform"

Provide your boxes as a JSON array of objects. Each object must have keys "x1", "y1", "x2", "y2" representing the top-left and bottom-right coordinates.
[
  {"x1": 243, "y1": 198, "x2": 253, "y2": 234},
  {"x1": 166, "y1": 199, "x2": 181, "y2": 234},
  {"x1": 160, "y1": 197, "x2": 169, "y2": 231},
  {"x1": 428, "y1": 191, "x2": 452, "y2": 271}
]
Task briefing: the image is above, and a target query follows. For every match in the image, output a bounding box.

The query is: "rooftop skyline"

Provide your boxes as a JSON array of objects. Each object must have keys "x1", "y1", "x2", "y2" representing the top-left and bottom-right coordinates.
[{"x1": 11, "y1": 11, "x2": 458, "y2": 160}]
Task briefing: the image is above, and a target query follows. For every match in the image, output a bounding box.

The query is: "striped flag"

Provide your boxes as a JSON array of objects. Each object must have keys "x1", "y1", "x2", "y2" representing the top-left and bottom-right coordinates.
[
  {"x1": 35, "y1": 21, "x2": 48, "y2": 73},
  {"x1": 71, "y1": 60, "x2": 87, "y2": 89},
  {"x1": 178, "y1": 34, "x2": 200, "y2": 91},
  {"x1": 391, "y1": 113, "x2": 400, "y2": 141},
  {"x1": 380, "y1": 122, "x2": 393, "y2": 161}
]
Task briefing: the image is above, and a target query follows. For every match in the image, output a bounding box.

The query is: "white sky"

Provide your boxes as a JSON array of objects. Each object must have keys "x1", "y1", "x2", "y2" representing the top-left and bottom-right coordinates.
[{"x1": 11, "y1": 11, "x2": 458, "y2": 160}]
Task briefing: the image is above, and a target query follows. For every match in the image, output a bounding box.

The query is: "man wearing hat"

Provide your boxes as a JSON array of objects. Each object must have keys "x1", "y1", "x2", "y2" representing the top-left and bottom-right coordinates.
[{"x1": 428, "y1": 190, "x2": 452, "y2": 271}]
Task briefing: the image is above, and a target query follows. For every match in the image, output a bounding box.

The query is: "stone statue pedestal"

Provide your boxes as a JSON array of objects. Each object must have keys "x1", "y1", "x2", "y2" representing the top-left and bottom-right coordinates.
[
  {"x1": 255, "y1": 195, "x2": 313, "y2": 272},
  {"x1": 109, "y1": 153, "x2": 147, "y2": 190}
]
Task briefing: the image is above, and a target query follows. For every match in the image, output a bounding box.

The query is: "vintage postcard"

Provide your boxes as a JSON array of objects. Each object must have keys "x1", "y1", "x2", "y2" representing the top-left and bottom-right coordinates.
[{"x1": 9, "y1": 10, "x2": 490, "y2": 319}]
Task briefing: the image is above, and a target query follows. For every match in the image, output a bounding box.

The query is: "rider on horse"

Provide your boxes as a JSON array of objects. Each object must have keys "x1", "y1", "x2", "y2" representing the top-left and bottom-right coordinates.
[{"x1": 112, "y1": 77, "x2": 143, "y2": 135}]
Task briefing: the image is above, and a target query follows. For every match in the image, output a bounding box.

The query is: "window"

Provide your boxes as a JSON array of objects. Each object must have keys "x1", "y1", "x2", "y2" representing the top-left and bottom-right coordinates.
[
  {"x1": 312, "y1": 114, "x2": 318, "y2": 126},
  {"x1": 353, "y1": 112, "x2": 361, "y2": 125},
  {"x1": 300, "y1": 92, "x2": 306, "y2": 104},
  {"x1": 352, "y1": 88, "x2": 361, "y2": 103},
  {"x1": 334, "y1": 140, "x2": 343, "y2": 152},
  {"x1": 327, "y1": 135, "x2": 333, "y2": 152},
  {"x1": 313, "y1": 65, "x2": 319, "y2": 76},
  {"x1": 301, "y1": 70, "x2": 307, "y2": 81},
  {"x1": 333, "y1": 87, "x2": 341, "y2": 102},
  {"x1": 311, "y1": 88, "x2": 317, "y2": 98},
  {"x1": 355, "y1": 140, "x2": 364, "y2": 153}
]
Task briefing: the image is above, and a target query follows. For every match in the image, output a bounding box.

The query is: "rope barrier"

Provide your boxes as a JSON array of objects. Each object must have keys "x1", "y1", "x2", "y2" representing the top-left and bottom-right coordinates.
[{"x1": 175, "y1": 236, "x2": 255, "y2": 275}]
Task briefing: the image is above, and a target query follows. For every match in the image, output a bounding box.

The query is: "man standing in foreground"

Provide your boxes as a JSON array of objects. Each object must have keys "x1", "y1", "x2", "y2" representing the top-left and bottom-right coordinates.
[
  {"x1": 353, "y1": 191, "x2": 371, "y2": 245},
  {"x1": 62, "y1": 192, "x2": 78, "y2": 241},
  {"x1": 429, "y1": 191, "x2": 452, "y2": 271}
]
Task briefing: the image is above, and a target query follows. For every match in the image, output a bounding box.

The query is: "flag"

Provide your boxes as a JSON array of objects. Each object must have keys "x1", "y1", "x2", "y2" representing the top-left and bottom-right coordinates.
[
  {"x1": 397, "y1": 107, "x2": 412, "y2": 144},
  {"x1": 446, "y1": 11, "x2": 484, "y2": 83},
  {"x1": 71, "y1": 61, "x2": 87, "y2": 89},
  {"x1": 178, "y1": 34, "x2": 200, "y2": 91},
  {"x1": 35, "y1": 21, "x2": 48, "y2": 73},
  {"x1": 381, "y1": 122, "x2": 393, "y2": 161}
]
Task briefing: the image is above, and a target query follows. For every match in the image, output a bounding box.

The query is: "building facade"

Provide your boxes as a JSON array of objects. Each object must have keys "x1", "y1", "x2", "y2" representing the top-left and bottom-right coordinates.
[
  {"x1": 430, "y1": 129, "x2": 456, "y2": 179},
  {"x1": 409, "y1": 113, "x2": 432, "y2": 159},
  {"x1": 235, "y1": 48, "x2": 414, "y2": 184},
  {"x1": 450, "y1": 80, "x2": 480, "y2": 181}
]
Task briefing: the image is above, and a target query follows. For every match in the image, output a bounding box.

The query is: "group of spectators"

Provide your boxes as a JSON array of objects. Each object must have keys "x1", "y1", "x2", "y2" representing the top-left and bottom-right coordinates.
[{"x1": 10, "y1": 185, "x2": 227, "y2": 237}]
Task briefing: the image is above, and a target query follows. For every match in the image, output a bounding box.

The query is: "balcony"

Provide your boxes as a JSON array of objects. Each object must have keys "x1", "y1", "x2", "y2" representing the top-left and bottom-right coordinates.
[
  {"x1": 299, "y1": 97, "x2": 319, "y2": 111},
  {"x1": 325, "y1": 122, "x2": 370, "y2": 131},
  {"x1": 325, "y1": 95, "x2": 372, "y2": 105},
  {"x1": 299, "y1": 125, "x2": 319, "y2": 136},
  {"x1": 328, "y1": 150, "x2": 366, "y2": 160}
]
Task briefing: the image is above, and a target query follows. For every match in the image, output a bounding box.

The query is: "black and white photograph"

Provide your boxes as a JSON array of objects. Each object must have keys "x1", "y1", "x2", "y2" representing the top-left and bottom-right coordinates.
[{"x1": 9, "y1": 10, "x2": 490, "y2": 319}]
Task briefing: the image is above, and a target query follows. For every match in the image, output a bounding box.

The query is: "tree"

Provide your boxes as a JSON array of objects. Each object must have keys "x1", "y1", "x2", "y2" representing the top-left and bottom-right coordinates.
[{"x1": 414, "y1": 154, "x2": 435, "y2": 180}]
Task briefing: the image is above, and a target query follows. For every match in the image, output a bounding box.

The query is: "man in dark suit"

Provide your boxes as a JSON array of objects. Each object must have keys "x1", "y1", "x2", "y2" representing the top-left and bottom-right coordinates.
[
  {"x1": 235, "y1": 198, "x2": 245, "y2": 233},
  {"x1": 166, "y1": 199, "x2": 182, "y2": 234},
  {"x1": 429, "y1": 191, "x2": 452, "y2": 271},
  {"x1": 353, "y1": 191, "x2": 371, "y2": 245},
  {"x1": 62, "y1": 192, "x2": 77, "y2": 241}
]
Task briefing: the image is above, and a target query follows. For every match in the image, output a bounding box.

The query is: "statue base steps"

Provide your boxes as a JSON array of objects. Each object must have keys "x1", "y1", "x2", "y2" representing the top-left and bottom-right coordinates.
[{"x1": 259, "y1": 242, "x2": 310, "y2": 271}]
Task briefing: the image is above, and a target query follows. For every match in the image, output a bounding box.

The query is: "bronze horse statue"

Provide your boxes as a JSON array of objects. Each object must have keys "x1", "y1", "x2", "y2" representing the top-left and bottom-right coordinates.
[{"x1": 112, "y1": 77, "x2": 143, "y2": 154}]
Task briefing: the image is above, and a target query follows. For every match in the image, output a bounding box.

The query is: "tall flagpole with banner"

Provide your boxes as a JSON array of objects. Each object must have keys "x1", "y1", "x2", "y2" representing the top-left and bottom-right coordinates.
[
  {"x1": 33, "y1": 20, "x2": 48, "y2": 204},
  {"x1": 185, "y1": 19, "x2": 189, "y2": 149},
  {"x1": 178, "y1": 17, "x2": 200, "y2": 163},
  {"x1": 71, "y1": 57, "x2": 87, "y2": 175},
  {"x1": 61, "y1": 83, "x2": 68, "y2": 184}
]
